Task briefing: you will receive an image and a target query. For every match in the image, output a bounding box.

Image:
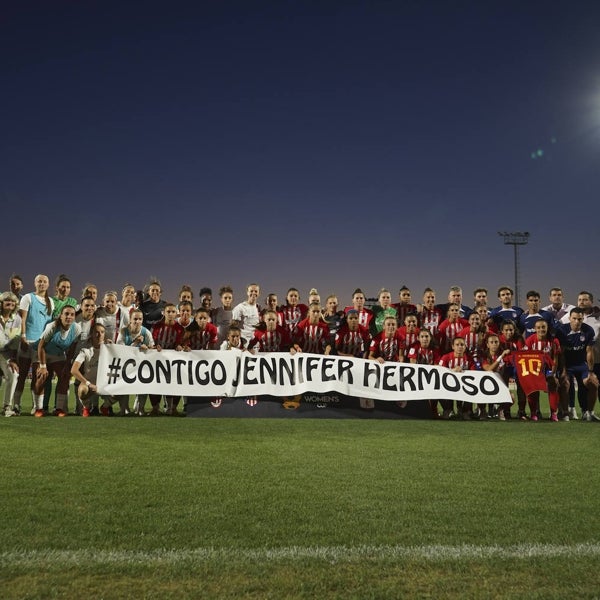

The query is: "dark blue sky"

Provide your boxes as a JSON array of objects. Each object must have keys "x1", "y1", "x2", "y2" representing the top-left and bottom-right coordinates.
[{"x1": 3, "y1": 1, "x2": 599, "y2": 306}]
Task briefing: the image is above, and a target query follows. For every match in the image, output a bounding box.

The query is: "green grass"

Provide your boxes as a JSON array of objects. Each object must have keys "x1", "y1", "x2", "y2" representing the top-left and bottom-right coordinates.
[{"x1": 1, "y1": 409, "x2": 600, "y2": 598}]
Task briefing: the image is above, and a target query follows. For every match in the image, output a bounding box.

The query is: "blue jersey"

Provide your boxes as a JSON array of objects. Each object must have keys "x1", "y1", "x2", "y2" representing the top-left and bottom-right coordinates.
[
  {"x1": 518, "y1": 309, "x2": 558, "y2": 338},
  {"x1": 556, "y1": 323, "x2": 594, "y2": 367},
  {"x1": 42, "y1": 322, "x2": 81, "y2": 358},
  {"x1": 490, "y1": 306, "x2": 523, "y2": 330}
]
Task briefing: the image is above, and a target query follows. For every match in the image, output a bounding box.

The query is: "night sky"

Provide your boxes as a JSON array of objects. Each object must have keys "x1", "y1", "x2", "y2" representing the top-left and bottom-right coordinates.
[{"x1": 3, "y1": 1, "x2": 599, "y2": 307}]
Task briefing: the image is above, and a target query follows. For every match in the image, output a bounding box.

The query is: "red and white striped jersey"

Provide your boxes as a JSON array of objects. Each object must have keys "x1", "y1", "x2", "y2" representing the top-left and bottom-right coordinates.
[
  {"x1": 398, "y1": 326, "x2": 420, "y2": 350},
  {"x1": 281, "y1": 304, "x2": 308, "y2": 337},
  {"x1": 438, "y1": 351, "x2": 475, "y2": 370},
  {"x1": 152, "y1": 321, "x2": 185, "y2": 349},
  {"x1": 419, "y1": 307, "x2": 444, "y2": 337},
  {"x1": 335, "y1": 324, "x2": 371, "y2": 357},
  {"x1": 407, "y1": 344, "x2": 440, "y2": 365},
  {"x1": 186, "y1": 323, "x2": 218, "y2": 350},
  {"x1": 393, "y1": 303, "x2": 418, "y2": 325},
  {"x1": 369, "y1": 330, "x2": 404, "y2": 362},
  {"x1": 248, "y1": 326, "x2": 292, "y2": 352},
  {"x1": 295, "y1": 319, "x2": 330, "y2": 354},
  {"x1": 344, "y1": 306, "x2": 373, "y2": 328},
  {"x1": 524, "y1": 334, "x2": 561, "y2": 361},
  {"x1": 438, "y1": 318, "x2": 469, "y2": 352}
]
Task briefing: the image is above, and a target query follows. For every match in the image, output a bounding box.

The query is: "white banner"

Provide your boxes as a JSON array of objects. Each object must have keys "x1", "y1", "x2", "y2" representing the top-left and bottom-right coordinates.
[{"x1": 97, "y1": 345, "x2": 511, "y2": 404}]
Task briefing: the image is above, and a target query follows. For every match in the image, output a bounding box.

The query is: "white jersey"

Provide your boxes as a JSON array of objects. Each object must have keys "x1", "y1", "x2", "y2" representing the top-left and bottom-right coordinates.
[
  {"x1": 74, "y1": 346, "x2": 102, "y2": 383},
  {"x1": 232, "y1": 302, "x2": 260, "y2": 343},
  {"x1": 543, "y1": 302, "x2": 575, "y2": 323},
  {"x1": 583, "y1": 312, "x2": 600, "y2": 364},
  {"x1": 96, "y1": 306, "x2": 130, "y2": 342}
]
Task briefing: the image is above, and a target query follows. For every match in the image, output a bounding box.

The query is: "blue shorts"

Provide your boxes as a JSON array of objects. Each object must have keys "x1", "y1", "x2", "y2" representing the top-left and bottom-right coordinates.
[{"x1": 566, "y1": 364, "x2": 590, "y2": 381}]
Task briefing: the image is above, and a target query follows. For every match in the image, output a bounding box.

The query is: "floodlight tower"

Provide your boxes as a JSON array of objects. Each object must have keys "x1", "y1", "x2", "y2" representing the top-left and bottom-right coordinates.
[{"x1": 497, "y1": 231, "x2": 530, "y2": 307}]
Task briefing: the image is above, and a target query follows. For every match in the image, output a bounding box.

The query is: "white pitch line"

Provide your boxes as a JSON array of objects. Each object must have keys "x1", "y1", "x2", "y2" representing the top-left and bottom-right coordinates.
[{"x1": 2, "y1": 543, "x2": 600, "y2": 566}]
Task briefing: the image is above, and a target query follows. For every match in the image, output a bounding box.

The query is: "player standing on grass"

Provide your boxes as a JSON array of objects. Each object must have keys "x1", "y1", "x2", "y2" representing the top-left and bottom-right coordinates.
[
  {"x1": 480, "y1": 334, "x2": 511, "y2": 420},
  {"x1": 438, "y1": 337, "x2": 476, "y2": 420},
  {"x1": 522, "y1": 319, "x2": 564, "y2": 422},
  {"x1": 152, "y1": 303, "x2": 185, "y2": 416},
  {"x1": 407, "y1": 328, "x2": 441, "y2": 418},
  {"x1": 117, "y1": 308, "x2": 155, "y2": 415},
  {"x1": 35, "y1": 305, "x2": 81, "y2": 417},
  {"x1": 0, "y1": 292, "x2": 22, "y2": 417},
  {"x1": 13, "y1": 274, "x2": 54, "y2": 416},
  {"x1": 555, "y1": 308, "x2": 600, "y2": 422}
]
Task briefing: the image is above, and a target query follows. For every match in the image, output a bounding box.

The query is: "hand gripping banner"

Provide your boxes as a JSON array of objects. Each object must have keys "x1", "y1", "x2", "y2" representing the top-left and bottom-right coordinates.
[{"x1": 97, "y1": 345, "x2": 511, "y2": 404}]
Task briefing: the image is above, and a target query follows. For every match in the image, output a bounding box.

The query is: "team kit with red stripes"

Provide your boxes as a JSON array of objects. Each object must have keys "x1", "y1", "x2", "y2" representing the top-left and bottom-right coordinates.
[{"x1": 1, "y1": 277, "x2": 599, "y2": 422}]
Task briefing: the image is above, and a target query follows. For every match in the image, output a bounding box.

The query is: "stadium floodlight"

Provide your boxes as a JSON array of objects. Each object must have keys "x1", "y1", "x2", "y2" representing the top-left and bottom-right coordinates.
[{"x1": 497, "y1": 231, "x2": 530, "y2": 307}]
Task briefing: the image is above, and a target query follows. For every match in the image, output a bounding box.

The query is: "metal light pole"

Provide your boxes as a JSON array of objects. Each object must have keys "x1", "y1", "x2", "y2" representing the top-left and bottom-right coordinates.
[{"x1": 497, "y1": 231, "x2": 530, "y2": 307}]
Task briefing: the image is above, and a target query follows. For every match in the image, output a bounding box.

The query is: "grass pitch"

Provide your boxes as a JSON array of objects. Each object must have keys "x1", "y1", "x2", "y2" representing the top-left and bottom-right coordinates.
[{"x1": 1, "y1": 412, "x2": 599, "y2": 599}]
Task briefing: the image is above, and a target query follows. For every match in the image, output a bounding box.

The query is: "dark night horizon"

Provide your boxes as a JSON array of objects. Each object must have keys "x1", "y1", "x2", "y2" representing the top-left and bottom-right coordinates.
[{"x1": 3, "y1": 1, "x2": 599, "y2": 305}]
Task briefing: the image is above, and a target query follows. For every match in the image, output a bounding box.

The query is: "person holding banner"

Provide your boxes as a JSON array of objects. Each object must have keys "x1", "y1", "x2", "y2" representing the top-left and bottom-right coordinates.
[
  {"x1": 368, "y1": 314, "x2": 405, "y2": 411},
  {"x1": 248, "y1": 310, "x2": 292, "y2": 353},
  {"x1": 185, "y1": 308, "x2": 218, "y2": 351},
  {"x1": 293, "y1": 303, "x2": 332, "y2": 355},
  {"x1": 152, "y1": 303, "x2": 186, "y2": 416},
  {"x1": 335, "y1": 309, "x2": 370, "y2": 359},
  {"x1": 438, "y1": 336, "x2": 477, "y2": 420},
  {"x1": 478, "y1": 333, "x2": 510, "y2": 420},
  {"x1": 369, "y1": 316, "x2": 404, "y2": 363},
  {"x1": 498, "y1": 320, "x2": 525, "y2": 420},
  {"x1": 71, "y1": 323, "x2": 122, "y2": 417},
  {"x1": 407, "y1": 328, "x2": 441, "y2": 418},
  {"x1": 220, "y1": 325, "x2": 257, "y2": 407},
  {"x1": 117, "y1": 308, "x2": 155, "y2": 415}
]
